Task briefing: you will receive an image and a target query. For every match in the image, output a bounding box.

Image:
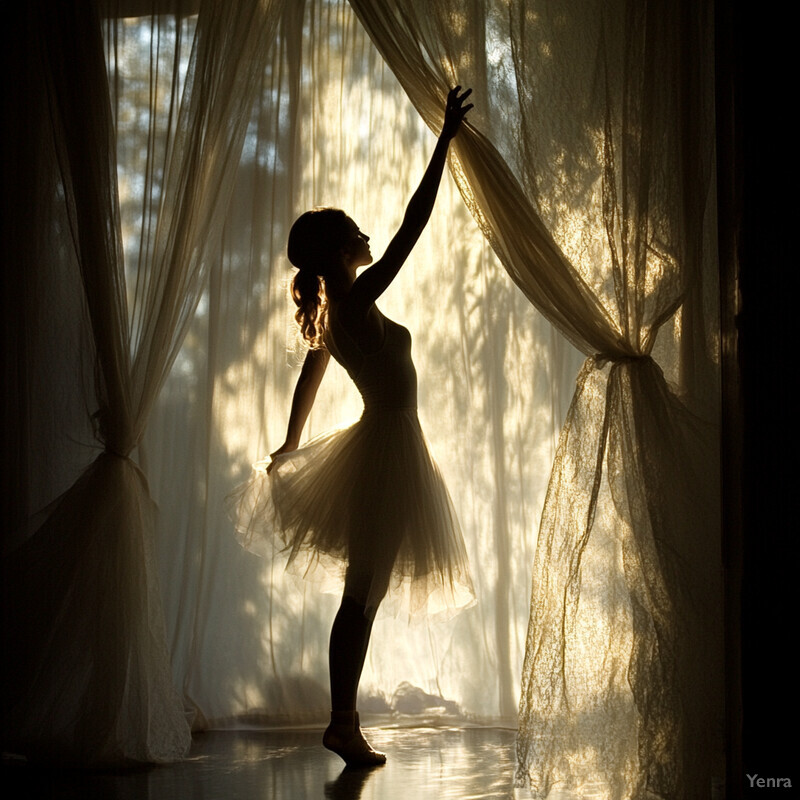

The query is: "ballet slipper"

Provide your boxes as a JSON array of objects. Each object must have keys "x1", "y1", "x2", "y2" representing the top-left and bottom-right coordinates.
[{"x1": 323, "y1": 711, "x2": 386, "y2": 767}]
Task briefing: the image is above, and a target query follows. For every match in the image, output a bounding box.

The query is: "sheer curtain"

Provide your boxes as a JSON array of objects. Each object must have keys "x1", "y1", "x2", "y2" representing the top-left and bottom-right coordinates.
[
  {"x1": 348, "y1": 0, "x2": 723, "y2": 797},
  {"x1": 146, "y1": 0, "x2": 580, "y2": 728},
  {"x1": 2, "y1": 0, "x2": 281, "y2": 764},
  {"x1": 4, "y1": 0, "x2": 723, "y2": 792}
]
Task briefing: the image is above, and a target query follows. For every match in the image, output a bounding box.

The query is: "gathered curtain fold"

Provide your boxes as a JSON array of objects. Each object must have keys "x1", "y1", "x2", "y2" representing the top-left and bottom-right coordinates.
[
  {"x1": 348, "y1": 0, "x2": 722, "y2": 796},
  {"x1": 2, "y1": 0, "x2": 283, "y2": 764}
]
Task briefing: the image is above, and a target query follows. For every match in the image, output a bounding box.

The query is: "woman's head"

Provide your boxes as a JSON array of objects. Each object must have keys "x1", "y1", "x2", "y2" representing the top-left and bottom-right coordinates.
[
  {"x1": 288, "y1": 208, "x2": 351, "y2": 276},
  {"x1": 288, "y1": 208, "x2": 371, "y2": 348},
  {"x1": 288, "y1": 208, "x2": 372, "y2": 276}
]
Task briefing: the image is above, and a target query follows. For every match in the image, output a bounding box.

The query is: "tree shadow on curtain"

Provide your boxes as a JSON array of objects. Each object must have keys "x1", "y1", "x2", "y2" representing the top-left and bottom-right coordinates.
[{"x1": 147, "y1": 0, "x2": 575, "y2": 733}]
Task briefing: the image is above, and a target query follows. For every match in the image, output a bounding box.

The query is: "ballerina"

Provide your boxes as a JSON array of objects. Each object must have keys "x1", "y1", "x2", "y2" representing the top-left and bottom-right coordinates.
[{"x1": 229, "y1": 86, "x2": 474, "y2": 766}]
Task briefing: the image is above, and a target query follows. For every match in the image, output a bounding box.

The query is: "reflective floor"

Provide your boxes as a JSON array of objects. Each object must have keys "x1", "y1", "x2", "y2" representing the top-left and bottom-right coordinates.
[{"x1": 3, "y1": 727, "x2": 530, "y2": 800}]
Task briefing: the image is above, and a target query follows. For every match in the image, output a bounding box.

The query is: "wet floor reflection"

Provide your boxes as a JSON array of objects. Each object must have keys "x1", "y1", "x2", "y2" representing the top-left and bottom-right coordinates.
[
  {"x1": 324, "y1": 764, "x2": 382, "y2": 799},
  {"x1": 3, "y1": 727, "x2": 523, "y2": 799}
]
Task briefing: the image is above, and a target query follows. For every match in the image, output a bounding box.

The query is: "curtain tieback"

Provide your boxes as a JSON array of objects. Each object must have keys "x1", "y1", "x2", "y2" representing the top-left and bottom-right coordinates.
[{"x1": 92, "y1": 405, "x2": 133, "y2": 459}]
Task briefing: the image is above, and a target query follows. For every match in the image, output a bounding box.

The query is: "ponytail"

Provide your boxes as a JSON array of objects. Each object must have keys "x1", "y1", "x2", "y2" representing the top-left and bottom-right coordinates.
[
  {"x1": 291, "y1": 268, "x2": 327, "y2": 349},
  {"x1": 287, "y1": 207, "x2": 350, "y2": 349}
]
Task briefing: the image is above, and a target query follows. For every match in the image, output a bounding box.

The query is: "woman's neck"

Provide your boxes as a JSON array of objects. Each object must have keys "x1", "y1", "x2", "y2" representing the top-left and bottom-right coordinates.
[{"x1": 324, "y1": 269, "x2": 355, "y2": 302}]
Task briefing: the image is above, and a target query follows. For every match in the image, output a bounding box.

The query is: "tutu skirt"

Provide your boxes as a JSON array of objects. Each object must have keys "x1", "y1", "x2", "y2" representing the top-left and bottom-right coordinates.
[{"x1": 227, "y1": 407, "x2": 474, "y2": 619}]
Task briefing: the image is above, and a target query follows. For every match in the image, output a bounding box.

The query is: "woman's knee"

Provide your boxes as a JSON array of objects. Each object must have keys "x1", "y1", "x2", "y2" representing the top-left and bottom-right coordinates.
[{"x1": 343, "y1": 566, "x2": 390, "y2": 620}]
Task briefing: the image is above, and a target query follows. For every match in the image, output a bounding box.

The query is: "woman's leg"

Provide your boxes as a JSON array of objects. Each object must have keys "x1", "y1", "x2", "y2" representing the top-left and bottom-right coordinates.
[
  {"x1": 328, "y1": 595, "x2": 374, "y2": 712},
  {"x1": 323, "y1": 567, "x2": 389, "y2": 766}
]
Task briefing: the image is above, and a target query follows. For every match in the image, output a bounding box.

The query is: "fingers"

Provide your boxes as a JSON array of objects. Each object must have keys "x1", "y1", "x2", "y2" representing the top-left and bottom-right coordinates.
[
  {"x1": 447, "y1": 87, "x2": 474, "y2": 124},
  {"x1": 442, "y1": 85, "x2": 473, "y2": 139},
  {"x1": 448, "y1": 85, "x2": 473, "y2": 107}
]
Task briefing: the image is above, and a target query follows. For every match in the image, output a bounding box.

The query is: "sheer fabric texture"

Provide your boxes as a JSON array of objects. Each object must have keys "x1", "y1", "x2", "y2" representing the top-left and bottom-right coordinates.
[
  {"x1": 150, "y1": 0, "x2": 570, "y2": 731},
  {"x1": 3, "y1": 0, "x2": 722, "y2": 794},
  {"x1": 349, "y1": 0, "x2": 723, "y2": 796},
  {"x1": 3, "y1": 0, "x2": 281, "y2": 763},
  {"x1": 228, "y1": 312, "x2": 475, "y2": 620}
]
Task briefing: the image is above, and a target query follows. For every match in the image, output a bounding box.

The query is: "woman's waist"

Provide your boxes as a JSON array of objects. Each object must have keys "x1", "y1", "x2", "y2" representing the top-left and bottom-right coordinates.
[
  {"x1": 356, "y1": 380, "x2": 417, "y2": 412},
  {"x1": 359, "y1": 399, "x2": 418, "y2": 415}
]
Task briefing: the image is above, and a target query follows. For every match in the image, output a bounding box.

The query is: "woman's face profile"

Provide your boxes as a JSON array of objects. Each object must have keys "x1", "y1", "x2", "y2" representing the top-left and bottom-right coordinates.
[{"x1": 343, "y1": 218, "x2": 372, "y2": 269}]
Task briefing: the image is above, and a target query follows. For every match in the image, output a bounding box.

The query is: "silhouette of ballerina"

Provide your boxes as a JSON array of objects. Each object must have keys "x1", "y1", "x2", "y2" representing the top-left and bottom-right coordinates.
[{"x1": 230, "y1": 86, "x2": 474, "y2": 766}]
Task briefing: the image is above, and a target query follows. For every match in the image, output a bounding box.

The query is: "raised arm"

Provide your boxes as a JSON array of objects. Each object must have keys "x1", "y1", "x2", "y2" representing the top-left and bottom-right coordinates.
[
  {"x1": 268, "y1": 347, "x2": 331, "y2": 471},
  {"x1": 347, "y1": 86, "x2": 473, "y2": 312}
]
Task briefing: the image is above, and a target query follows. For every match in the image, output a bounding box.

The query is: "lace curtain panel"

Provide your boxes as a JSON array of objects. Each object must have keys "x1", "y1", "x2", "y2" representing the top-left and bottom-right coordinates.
[
  {"x1": 2, "y1": 0, "x2": 722, "y2": 796},
  {"x1": 347, "y1": 1, "x2": 723, "y2": 795}
]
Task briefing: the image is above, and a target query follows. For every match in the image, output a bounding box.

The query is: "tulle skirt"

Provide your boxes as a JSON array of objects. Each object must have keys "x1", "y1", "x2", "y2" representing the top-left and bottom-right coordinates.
[{"x1": 227, "y1": 408, "x2": 475, "y2": 619}]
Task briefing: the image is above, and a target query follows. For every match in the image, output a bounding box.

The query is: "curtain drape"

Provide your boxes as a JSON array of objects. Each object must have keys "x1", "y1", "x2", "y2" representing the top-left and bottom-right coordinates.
[
  {"x1": 3, "y1": 0, "x2": 723, "y2": 793},
  {"x1": 2, "y1": 0, "x2": 282, "y2": 764},
  {"x1": 348, "y1": 0, "x2": 723, "y2": 797},
  {"x1": 146, "y1": 0, "x2": 579, "y2": 729},
  {"x1": 5, "y1": 0, "x2": 574, "y2": 760}
]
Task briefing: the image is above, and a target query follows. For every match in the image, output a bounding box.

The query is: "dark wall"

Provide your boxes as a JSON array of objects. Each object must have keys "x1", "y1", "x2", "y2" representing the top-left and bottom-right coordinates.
[{"x1": 734, "y1": 0, "x2": 797, "y2": 792}]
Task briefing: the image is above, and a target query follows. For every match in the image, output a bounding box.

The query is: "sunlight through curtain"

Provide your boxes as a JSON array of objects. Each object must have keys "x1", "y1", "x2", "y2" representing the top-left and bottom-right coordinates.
[
  {"x1": 144, "y1": 0, "x2": 581, "y2": 730},
  {"x1": 4, "y1": 0, "x2": 723, "y2": 792},
  {"x1": 347, "y1": 0, "x2": 723, "y2": 797}
]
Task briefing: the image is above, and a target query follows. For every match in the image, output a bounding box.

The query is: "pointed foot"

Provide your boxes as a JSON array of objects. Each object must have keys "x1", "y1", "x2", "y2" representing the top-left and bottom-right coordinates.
[{"x1": 323, "y1": 716, "x2": 386, "y2": 767}]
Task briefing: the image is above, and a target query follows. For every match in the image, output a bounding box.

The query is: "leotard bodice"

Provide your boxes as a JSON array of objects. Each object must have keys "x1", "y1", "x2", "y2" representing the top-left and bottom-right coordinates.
[{"x1": 326, "y1": 310, "x2": 417, "y2": 412}]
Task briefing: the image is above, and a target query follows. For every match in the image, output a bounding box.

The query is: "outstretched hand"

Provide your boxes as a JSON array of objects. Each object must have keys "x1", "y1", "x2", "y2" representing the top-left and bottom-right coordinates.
[{"x1": 440, "y1": 86, "x2": 473, "y2": 141}]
